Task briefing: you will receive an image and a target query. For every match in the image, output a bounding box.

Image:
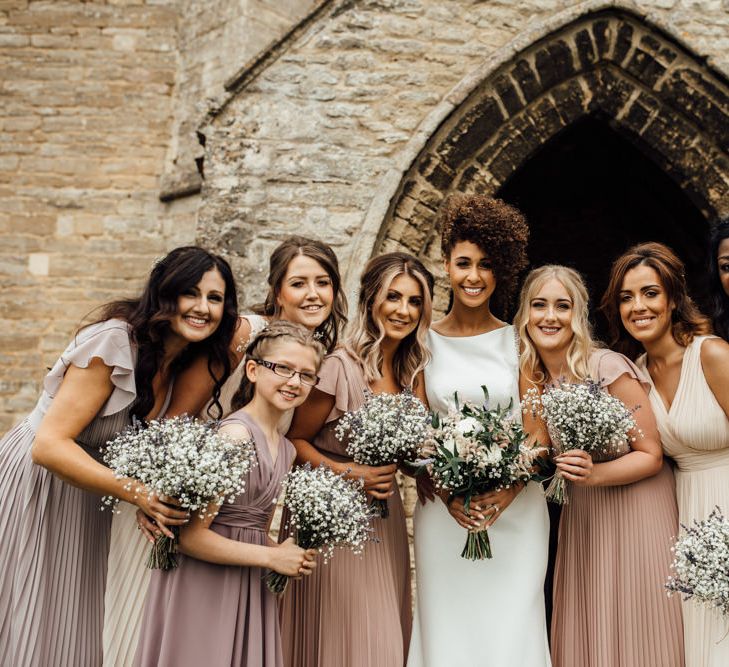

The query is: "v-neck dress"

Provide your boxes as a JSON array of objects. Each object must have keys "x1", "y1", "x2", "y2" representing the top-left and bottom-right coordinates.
[
  {"x1": 638, "y1": 336, "x2": 729, "y2": 666},
  {"x1": 551, "y1": 349, "x2": 683, "y2": 667},
  {"x1": 134, "y1": 409, "x2": 294, "y2": 667},
  {"x1": 278, "y1": 348, "x2": 412, "y2": 667},
  {"x1": 0, "y1": 318, "x2": 155, "y2": 667}
]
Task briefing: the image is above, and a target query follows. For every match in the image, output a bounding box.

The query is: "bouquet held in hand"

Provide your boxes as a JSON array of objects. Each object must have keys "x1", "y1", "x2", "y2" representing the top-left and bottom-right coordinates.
[
  {"x1": 666, "y1": 506, "x2": 729, "y2": 621},
  {"x1": 266, "y1": 463, "x2": 376, "y2": 594},
  {"x1": 335, "y1": 389, "x2": 430, "y2": 518},
  {"x1": 522, "y1": 380, "x2": 640, "y2": 504},
  {"x1": 419, "y1": 386, "x2": 539, "y2": 560},
  {"x1": 103, "y1": 415, "x2": 257, "y2": 570}
]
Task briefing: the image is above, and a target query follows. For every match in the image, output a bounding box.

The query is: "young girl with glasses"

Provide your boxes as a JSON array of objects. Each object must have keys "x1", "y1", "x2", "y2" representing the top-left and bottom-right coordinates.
[{"x1": 134, "y1": 321, "x2": 323, "y2": 667}]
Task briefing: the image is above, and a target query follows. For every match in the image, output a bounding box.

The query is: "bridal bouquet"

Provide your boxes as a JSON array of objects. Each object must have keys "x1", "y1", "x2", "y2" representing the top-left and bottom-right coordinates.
[
  {"x1": 418, "y1": 387, "x2": 539, "y2": 560},
  {"x1": 266, "y1": 463, "x2": 376, "y2": 594},
  {"x1": 334, "y1": 389, "x2": 430, "y2": 518},
  {"x1": 666, "y1": 506, "x2": 729, "y2": 619},
  {"x1": 522, "y1": 380, "x2": 640, "y2": 504},
  {"x1": 102, "y1": 415, "x2": 257, "y2": 570}
]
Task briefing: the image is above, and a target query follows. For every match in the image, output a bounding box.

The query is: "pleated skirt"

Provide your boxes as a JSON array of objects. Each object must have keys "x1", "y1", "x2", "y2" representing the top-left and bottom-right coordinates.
[
  {"x1": 675, "y1": 465, "x2": 729, "y2": 667},
  {"x1": 551, "y1": 461, "x2": 684, "y2": 667},
  {"x1": 278, "y1": 490, "x2": 412, "y2": 667},
  {"x1": 0, "y1": 419, "x2": 112, "y2": 667},
  {"x1": 103, "y1": 501, "x2": 152, "y2": 666}
]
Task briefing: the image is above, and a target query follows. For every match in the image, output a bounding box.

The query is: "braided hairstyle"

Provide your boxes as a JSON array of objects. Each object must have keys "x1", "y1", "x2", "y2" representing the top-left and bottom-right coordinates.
[{"x1": 230, "y1": 320, "x2": 326, "y2": 411}]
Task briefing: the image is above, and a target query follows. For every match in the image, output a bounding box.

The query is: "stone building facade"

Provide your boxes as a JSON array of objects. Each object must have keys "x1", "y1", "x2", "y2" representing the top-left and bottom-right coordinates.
[{"x1": 2, "y1": 0, "x2": 728, "y2": 433}]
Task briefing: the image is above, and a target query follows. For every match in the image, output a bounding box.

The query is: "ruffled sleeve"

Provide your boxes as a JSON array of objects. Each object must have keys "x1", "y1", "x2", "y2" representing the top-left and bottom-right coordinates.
[
  {"x1": 43, "y1": 319, "x2": 136, "y2": 417},
  {"x1": 590, "y1": 349, "x2": 650, "y2": 394},
  {"x1": 316, "y1": 349, "x2": 364, "y2": 423}
]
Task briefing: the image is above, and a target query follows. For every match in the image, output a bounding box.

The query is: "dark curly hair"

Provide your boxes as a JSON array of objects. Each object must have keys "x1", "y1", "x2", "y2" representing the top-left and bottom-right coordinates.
[
  {"x1": 439, "y1": 194, "x2": 529, "y2": 318},
  {"x1": 90, "y1": 246, "x2": 239, "y2": 420},
  {"x1": 708, "y1": 218, "x2": 729, "y2": 340}
]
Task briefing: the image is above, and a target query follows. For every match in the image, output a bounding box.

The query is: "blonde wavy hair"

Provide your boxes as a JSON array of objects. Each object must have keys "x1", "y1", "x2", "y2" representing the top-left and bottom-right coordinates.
[
  {"x1": 514, "y1": 265, "x2": 598, "y2": 386},
  {"x1": 345, "y1": 252, "x2": 434, "y2": 389}
]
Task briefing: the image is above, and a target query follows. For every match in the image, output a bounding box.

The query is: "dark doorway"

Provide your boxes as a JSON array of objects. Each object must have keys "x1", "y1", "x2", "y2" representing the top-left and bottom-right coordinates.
[{"x1": 498, "y1": 116, "x2": 710, "y2": 340}]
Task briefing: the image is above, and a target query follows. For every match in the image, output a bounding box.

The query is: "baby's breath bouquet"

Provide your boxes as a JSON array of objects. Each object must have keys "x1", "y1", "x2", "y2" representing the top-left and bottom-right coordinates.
[
  {"x1": 418, "y1": 387, "x2": 539, "y2": 560},
  {"x1": 522, "y1": 380, "x2": 640, "y2": 504},
  {"x1": 102, "y1": 415, "x2": 257, "y2": 570},
  {"x1": 266, "y1": 463, "x2": 376, "y2": 594},
  {"x1": 335, "y1": 389, "x2": 430, "y2": 518},
  {"x1": 666, "y1": 507, "x2": 729, "y2": 621}
]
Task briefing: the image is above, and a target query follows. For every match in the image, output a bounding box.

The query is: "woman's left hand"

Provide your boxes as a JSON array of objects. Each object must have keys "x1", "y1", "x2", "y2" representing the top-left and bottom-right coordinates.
[
  {"x1": 475, "y1": 483, "x2": 524, "y2": 529},
  {"x1": 555, "y1": 449, "x2": 593, "y2": 486}
]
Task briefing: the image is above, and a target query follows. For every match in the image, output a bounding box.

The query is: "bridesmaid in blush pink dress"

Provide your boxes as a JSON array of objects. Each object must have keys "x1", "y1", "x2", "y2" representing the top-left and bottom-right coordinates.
[
  {"x1": 279, "y1": 253, "x2": 434, "y2": 667},
  {"x1": 135, "y1": 322, "x2": 323, "y2": 667}
]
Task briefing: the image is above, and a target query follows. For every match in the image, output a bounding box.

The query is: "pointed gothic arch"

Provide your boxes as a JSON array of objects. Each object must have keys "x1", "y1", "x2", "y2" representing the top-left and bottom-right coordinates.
[{"x1": 347, "y1": 3, "x2": 729, "y2": 298}]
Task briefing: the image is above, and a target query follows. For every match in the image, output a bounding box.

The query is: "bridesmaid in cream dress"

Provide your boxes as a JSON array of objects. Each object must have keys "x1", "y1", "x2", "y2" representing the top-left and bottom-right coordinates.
[
  {"x1": 104, "y1": 236, "x2": 347, "y2": 665},
  {"x1": 604, "y1": 242, "x2": 729, "y2": 667}
]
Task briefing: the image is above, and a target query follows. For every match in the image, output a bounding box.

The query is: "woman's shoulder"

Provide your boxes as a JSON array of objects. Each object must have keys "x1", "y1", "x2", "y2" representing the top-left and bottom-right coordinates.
[{"x1": 589, "y1": 348, "x2": 649, "y2": 390}]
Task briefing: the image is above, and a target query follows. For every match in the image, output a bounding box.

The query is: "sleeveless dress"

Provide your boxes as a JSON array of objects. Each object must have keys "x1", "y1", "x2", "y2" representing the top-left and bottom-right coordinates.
[
  {"x1": 0, "y1": 319, "x2": 149, "y2": 667},
  {"x1": 551, "y1": 349, "x2": 684, "y2": 667},
  {"x1": 102, "y1": 313, "x2": 269, "y2": 666},
  {"x1": 278, "y1": 348, "x2": 412, "y2": 667},
  {"x1": 408, "y1": 326, "x2": 551, "y2": 667},
  {"x1": 638, "y1": 336, "x2": 729, "y2": 667},
  {"x1": 133, "y1": 409, "x2": 294, "y2": 667}
]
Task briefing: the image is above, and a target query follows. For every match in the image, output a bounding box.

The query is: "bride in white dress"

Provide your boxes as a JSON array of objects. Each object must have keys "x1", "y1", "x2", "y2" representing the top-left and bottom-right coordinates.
[{"x1": 408, "y1": 195, "x2": 551, "y2": 667}]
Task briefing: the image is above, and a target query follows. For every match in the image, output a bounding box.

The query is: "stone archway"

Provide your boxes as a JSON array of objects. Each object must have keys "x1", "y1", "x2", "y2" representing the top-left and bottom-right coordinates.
[{"x1": 363, "y1": 4, "x2": 729, "y2": 310}]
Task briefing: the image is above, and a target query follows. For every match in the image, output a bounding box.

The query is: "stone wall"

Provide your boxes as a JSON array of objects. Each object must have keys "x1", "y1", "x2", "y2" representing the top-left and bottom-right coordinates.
[
  {"x1": 0, "y1": 1, "x2": 319, "y2": 429},
  {"x1": 197, "y1": 0, "x2": 729, "y2": 309}
]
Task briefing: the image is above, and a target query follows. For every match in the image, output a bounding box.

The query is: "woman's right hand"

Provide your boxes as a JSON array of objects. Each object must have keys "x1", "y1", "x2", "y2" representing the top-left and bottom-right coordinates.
[
  {"x1": 133, "y1": 488, "x2": 189, "y2": 539},
  {"x1": 443, "y1": 492, "x2": 488, "y2": 531},
  {"x1": 271, "y1": 537, "x2": 318, "y2": 577},
  {"x1": 347, "y1": 462, "x2": 397, "y2": 500}
]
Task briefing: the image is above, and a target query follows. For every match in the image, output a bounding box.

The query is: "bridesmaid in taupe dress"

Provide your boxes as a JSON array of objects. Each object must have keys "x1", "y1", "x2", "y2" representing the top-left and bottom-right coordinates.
[
  {"x1": 515, "y1": 265, "x2": 683, "y2": 667},
  {"x1": 279, "y1": 253, "x2": 434, "y2": 667},
  {"x1": 135, "y1": 322, "x2": 322, "y2": 667},
  {"x1": 0, "y1": 247, "x2": 237, "y2": 666}
]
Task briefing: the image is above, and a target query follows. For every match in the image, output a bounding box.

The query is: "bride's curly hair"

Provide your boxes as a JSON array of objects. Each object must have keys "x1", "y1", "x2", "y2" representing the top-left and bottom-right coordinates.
[{"x1": 439, "y1": 194, "x2": 529, "y2": 319}]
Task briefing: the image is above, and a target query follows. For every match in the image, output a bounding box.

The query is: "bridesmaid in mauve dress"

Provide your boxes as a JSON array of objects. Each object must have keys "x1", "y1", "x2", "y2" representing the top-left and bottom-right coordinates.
[
  {"x1": 109, "y1": 236, "x2": 347, "y2": 665},
  {"x1": 279, "y1": 252, "x2": 434, "y2": 667},
  {"x1": 135, "y1": 321, "x2": 322, "y2": 667},
  {"x1": 516, "y1": 265, "x2": 683, "y2": 667},
  {"x1": 0, "y1": 247, "x2": 236, "y2": 667},
  {"x1": 604, "y1": 242, "x2": 729, "y2": 666}
]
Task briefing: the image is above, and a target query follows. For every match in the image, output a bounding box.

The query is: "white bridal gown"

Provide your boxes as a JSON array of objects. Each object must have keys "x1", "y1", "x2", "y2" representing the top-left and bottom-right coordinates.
[{"x1": 408, "y1": 326, "x2": 551, "y2": 667}]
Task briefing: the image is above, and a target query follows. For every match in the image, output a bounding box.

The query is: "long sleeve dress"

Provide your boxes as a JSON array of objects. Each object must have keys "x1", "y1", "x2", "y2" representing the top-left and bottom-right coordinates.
[
  {"x1": 551, "y1": 349, "x2": 684, "y2": 667},
  {"x1": 639, "y1": 336, "x2": 729, "y2": 667},
  {"x1": 0, "y1": 319, "x2": 163, "y2": 667},
  {"x1": 134, "y1": 409, "x2": 295, "y2": 667},
  {"x1": 278, "y1": 347, "x2": 412, "y2": 667}
]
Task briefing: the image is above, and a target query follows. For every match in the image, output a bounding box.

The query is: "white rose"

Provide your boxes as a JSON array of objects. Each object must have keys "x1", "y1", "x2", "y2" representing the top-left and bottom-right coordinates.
[{"x1": 455, "y1": 417, "x2": 482, "y2": 436}]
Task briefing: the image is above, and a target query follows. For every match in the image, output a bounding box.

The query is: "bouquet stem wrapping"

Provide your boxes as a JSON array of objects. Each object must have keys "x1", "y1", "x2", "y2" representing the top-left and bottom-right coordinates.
[
  {"x1": 544, "y1": 471, "x2": 568, "y2": 505},
  {"x1": 462, "y1": 528, "x2": 492, "y2": 560},
  {"x1": 147, "y1": 526, "x2": 180, "y2": 570}
]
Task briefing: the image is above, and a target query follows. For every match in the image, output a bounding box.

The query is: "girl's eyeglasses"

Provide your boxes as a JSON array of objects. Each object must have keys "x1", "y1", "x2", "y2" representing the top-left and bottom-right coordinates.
[{"x1": 253, "y1": 358, "x2": 320, "y2": 386}]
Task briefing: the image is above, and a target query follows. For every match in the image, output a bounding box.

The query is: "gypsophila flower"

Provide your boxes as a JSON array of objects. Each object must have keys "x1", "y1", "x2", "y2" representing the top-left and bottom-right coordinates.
[
  {"x1": 666, "y1": 507, "x2": 729, "y2": 620},
  {"x1": 102, "y1": 415, "x2": 257, "y2": 570},
  {"x1": 335, "y1": 389, "x2": 429, "y2": 518},
  {"x1": 522, "y1": 379, "x2": 641, "y2": 504},
  {"x1": 412, "y1": 386, "x2": 542, "y2": 560},
  {"x1": 265, "y1": 463, "x2": 376, "y2": 594}
]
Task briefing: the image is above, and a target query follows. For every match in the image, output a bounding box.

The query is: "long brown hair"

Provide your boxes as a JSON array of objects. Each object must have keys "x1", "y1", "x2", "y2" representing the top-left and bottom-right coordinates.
[
  {"x1": 601, "y1": 242, "x2": 712, "y2": 359},
  {"x1": 230, "y1": 320, "x2": 326, "y2": 410},
  {"x1": 345, "y1": 252, "x2": 434, "y2": 389},
  {"x1": 90, "y1": 246, "x2": 238, "y2": 420},
  {"x1": 252, "y1": 236, "x2": 347, "y2": 353}
]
